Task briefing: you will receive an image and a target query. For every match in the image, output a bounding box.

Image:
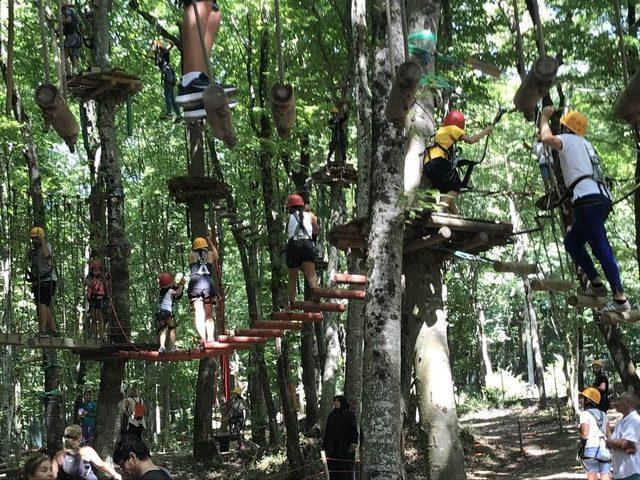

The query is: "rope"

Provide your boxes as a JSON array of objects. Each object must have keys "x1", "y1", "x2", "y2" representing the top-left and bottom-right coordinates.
[
  {"x1": 190, "y1": 2, "x2": 213, "y2": 79},
  {"x1": 37, "y1": 0, "x2": 51, "y2": 84},
  {"x1": 613, "y1": 0, "x2": 630, "y2": 88},
  {"x1": 274, "y1": 0, "x2": 285, "y2": 84}
]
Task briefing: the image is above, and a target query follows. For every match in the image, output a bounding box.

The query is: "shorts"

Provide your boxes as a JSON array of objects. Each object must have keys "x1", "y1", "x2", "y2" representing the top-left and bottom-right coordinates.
[
  {"x1": 64, "y1": 32, "x2": 82, "y2": 58},
  {"x1": 539, "y1": 163, "x2": 551, "y2": 181},
  {"x1": 155, "y1": 309, "x2": 175, "y2": 332},
  {"x1": 88, "y1": 295, "x2": 108, "y2": 312},
  {"x1": 81, "y1": 424, "x2": 95, "y2": 446},
  {"x1": 422, "y1": 157, "x2": 462, "y2": 193},
  {"x1": 581, "y1": 447, "x2": 611, "y2": 474},
  {"x1": 285, "y1": 239, "x2": 317, "y2": 268},
  {"x1": 180, "y1": 0, "x2": 220, "y2": 10},
  {"x1": 188, "y1": 276, "x2": 215, "y2": 301},
  {"x1": 33, "y1": 281, "x2": 56, "y2": 307}
]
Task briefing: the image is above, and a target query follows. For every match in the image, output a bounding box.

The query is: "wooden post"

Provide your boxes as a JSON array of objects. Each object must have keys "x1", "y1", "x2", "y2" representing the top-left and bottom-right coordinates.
[
  {"x1": 529, "y1": 278, "x2": 572, "y2": 292},
  {"x1": 493, "y1": 261, "x2": 539, "y2": 275},
  {"x1": 615, "y1": 69, "x2": 640, "y2": 124},
  {"x1": 567, "y1": 294, "x2": 608, "y2": 309},
  {"x1": 403, "y1": 227, "x2": 452, "y2": 255},
  {"x1": 321, "y1": 450, "x2": 331, "y2": 479},
  {"x1": 384, "y1": 61, "x2": 422, "y2": 128},
  {"x1": 270, "y1": 82, "x2": 296, "y2": 138},
  {"x1": 35, "y1": 84, "x2": 79, "y2": 152},
  {"x1": 517, "y1": 418, "x2": 524, "y2": 455},
  {"x1": 202, "y1": 84, "x2": 236, "y2": 148},
  {"x1": 513, "y1": 55, "x2": 559, "y2": 121}
]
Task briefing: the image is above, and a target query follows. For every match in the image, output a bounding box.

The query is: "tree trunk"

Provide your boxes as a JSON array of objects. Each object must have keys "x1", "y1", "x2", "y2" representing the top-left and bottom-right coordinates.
[
  {"x1": 476, "y1": 306, "x2": 493, "y2": 388},
  {"x1": 300, "y1": 285, "x2": 319, "y2": 432},
  {"x1": 405, "y1": 250, "x2": 466, "y2": 480},
  {"x1": 523, "y1": 281, "x2": 547, "y2": 409},
  {"x1": 360, "y1": 2, "x2": 406, "y2": 478}
]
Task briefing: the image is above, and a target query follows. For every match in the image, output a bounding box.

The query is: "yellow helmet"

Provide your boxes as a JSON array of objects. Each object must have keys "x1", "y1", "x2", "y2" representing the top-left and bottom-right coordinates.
[
  {"x1": 232, "y1": 387, "x2": 242, "y2": 395},
  {"x1": 592, "y1": 359, "x2": 603, "y2": 368},
  {"x1": 331, "y1": 106, "x2": 339, "y2": 114},
  {"x1": 192, "y1": 237, "x2": 208, "y2": 250},
  {"x1": 30, "y1": 226, "x2": 45, "y2": 238},
  {"x1": 560, "y1": 111, "x2": 588, "y2": 136},
  {"x1": 153, "y1": 39, "x2": 163, "y2": 49},
  {"x1": 580, "y1": 387, "x2": 601, "y2": 406}
]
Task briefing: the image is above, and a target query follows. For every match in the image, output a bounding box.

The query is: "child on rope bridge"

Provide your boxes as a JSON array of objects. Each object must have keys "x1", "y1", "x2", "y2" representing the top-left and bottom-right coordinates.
[
  {"x1": 156, "y1": 272, "x2": 185, "y2": 353},
  {"x1": 188, "y1": 235, "x2": 219, "y2": 345},
  {"x1": 539, "y1": 106, "x2": 630, "y2": 313},
  {"x1": 85, "y1": 259, "x2": 110, "y2": 340},
  {"x1": 421, "y1": 110, "x2": 494, "y2": 215}
]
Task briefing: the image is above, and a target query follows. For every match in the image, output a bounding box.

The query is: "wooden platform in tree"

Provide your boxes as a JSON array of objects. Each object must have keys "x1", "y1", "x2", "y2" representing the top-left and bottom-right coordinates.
[
  {"x1": 167, "y1": 175, "x2": 231, "y2": 204},
  {"x1": 0, "y1": 332, "x2": 27, "y2": 346},
  {"x1": 67, "y1": 69, "x2": 142, "y2": 103},
  {"x1": 312, "y1": 163, "x2": 358, "y2": 187},
  {"x1": 328, "y1": 210, "x2": 513, "y2": 257}
]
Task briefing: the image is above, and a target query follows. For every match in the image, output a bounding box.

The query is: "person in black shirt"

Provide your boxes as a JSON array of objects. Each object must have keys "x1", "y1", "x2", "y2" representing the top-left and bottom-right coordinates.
[
  {"x1": 323, "y1": 395, "x2": 358, "y2": 480},
  {"x1": 113, "y1": 435, "x2": 172, "y2": 480},
  {"x1": 591, "y1": 359, "x2": 610, "y2": 412}
]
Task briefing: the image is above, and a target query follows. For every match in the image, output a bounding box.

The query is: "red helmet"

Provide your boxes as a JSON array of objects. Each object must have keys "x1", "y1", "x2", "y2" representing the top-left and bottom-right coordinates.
[
  {"x1": 286, "y1": 194, "x2": 305, "y2": 208},
  {"x1": 159, "y1": 273, "x2": 173, "y2": 288},
  {"x1": 443, "y1": 110, "x2": 465, "y2": 130},
  {"x1": 89, "y1": 260, "x2": 102, "y2": 270}
]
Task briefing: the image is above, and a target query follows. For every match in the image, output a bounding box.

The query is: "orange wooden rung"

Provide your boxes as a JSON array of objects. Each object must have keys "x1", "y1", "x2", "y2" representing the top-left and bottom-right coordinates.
[
  {"x1": 202, "y1": 341, "x2": 253, "y2": 350},
  {"x1": 116, "y1": 349, "x2": 227, "y2": 361},
  {"x1": 234, "y1": 328, "x2": 286, "y2": 337},
  {"x1": 255, "y1": 320, "x2": 303, "y2": 331},
  {"x1": 217, "y1": 335, "x2": 267, "y2": 344},
  {"x1": 289, "y1": 301, "x2": 346, "y2": 313},
  {"x1": 271, "y1": 312, "x2": 323, "y2": 322},
  {"x1": 331, "y1": 273, "x2": 368, "y2": 285},
  {"x1": 314, "y1": 288, "x2": 365, "y2": 300}
]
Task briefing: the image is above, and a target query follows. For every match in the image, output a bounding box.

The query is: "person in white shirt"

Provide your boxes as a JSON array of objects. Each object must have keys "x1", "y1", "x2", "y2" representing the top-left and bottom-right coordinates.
[
  {"x1": 608, "y1": 392, "x2": 640, "y2": 480},
  {"x1": 123, "y1": 387, "x2": 146, "y2": 438},
  {"x1": 540, "y1": 106, "x2": 629, "y2": 313},
  {"x1": 579, "y1": 387, "x2": 612, "y2": 480}
]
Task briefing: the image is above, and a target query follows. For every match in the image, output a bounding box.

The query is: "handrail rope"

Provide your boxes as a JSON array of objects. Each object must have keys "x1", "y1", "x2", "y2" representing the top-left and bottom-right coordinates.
[
  {"x1": 259, "y1": 458, "x2": 324, "y2": 479},
  {"x1": 190, "y1": 2, "x2": 213, "y2": 80},
  {"x1": 37, "y1": 0, "x2": 51, "y2": 84}
]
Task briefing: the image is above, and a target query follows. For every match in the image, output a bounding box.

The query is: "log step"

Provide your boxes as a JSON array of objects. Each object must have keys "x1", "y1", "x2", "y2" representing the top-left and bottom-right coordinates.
[
  {"x1": 254, "y1": 321, "x2": 303, "y2": 331},
  {"x1": 313, "y1": 288, "x2": 365, "y2": 300},
  {"x1": 567, "y1": 295, "x2": 609, "y2": 309},
  {"x1": 217, "y1": 335, "x2": 267, "y2": 344},
  {"x1": 289, "y1": 301, "x2": 346, "y2": 313},
  {"x1": 600, "y1": 310, "x2": 640, "y2": 325},
  {"x1": 493, "y1": 261, "x2": 539, "y2": 275},
  {"x1": 117, "y1": 349, "x2": 228, "y2": 362},
  {"x1": 271, "y1": 312, "x2": 324, "y2": 322},
  {"x1": 234, "y1": 328, "x2": 286, "y2": 338},
  {"x1": 331, "y1": 273, "x2": 368, "y2": 285},
  {"x1": 202, "y1": 341, "x2": 254, "y2": 351},
  {"x1": 529, "y1": 278, "x2": 572, "y2": 292}
]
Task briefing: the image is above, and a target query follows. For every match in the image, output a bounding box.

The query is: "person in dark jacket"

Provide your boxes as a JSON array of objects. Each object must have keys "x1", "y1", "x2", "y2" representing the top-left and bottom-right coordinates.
[{"x1": 323, "y1": 395, "x2": 358, "y2": 480}]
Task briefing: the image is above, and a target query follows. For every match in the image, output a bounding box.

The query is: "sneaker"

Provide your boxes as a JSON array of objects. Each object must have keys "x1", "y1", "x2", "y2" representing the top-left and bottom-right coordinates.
[
  {"x1": 601, "y1": 299, "x2": 631, "y2": 313},
  {"x1": 176, "y1": 74, "x2": 210, "y2": 105},
  {"x1": 584, "y1": 281, "x2": 608, "y2": 297},
  {"x1": 158, "y1": 346, "x2": 166, "y2": 354}
]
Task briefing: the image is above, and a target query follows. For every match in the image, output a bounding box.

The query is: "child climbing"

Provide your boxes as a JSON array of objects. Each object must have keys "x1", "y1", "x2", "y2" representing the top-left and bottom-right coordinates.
[
  {"x1": 62, "y1": 4, "x2": 82, "y2": 76},
  {"x1": 27, "y1": 227, "x2": 59, "y2": 337},
  {"x1": 152, "y1": 39, "x2": 173, "y2": 70},
  {"x1": 152, "y1": 41, "x2": 181, "y2": 121},
  {"x1": 228, "y1": 387, "x2": 249, "y2": 438},
  {"x1": 285, "y1": 194, "x2": 320, "y2": 305},
  {"x1": 422, "y1": 110, "x2": 494, "y2": 214},
  {"x1": 175, "y1": 0, "x2": 236, "y2": 120},
  {"x1": 85, "y1": 259, "x2": 109, "y2": 339},
  {"x1": 187, "y1": 235, "x2": 219, "y2": 345},
  {"x1": 539, "y1": 106, "x2": 629, "y2": 313},
  {"x1": 327, "y1": 104, "x2": 349, "y2": 164},
  {"x1": 156, "y1": 272, "x2": 185, "y2": 353}
]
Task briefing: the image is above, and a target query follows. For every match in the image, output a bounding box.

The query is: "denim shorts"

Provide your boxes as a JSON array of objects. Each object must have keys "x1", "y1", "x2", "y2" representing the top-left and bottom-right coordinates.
[{"x1": 582, "y1": 447, "x2": 611, "y2": 474}]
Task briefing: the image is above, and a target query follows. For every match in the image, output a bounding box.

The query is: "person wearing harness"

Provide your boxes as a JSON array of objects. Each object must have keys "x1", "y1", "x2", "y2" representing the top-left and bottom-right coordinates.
[
  {"x1": 62, "y1": 4, "x2": 83, "y2": 76},
  {"x1": 85, "y1": 259, "x2": 109, "y2": 339},
  {"x1": 124, "y1": 387, "x2": 147, "y2": 438},
  {"x1": 152, "y1": 41, "x2": 181, "y2": 121},
  {"x1": 327, "y1": 105, "x2": 349, "y2": 164},
  {"x1": 540, "y1": 106, "x2": 629, "y2": 313},
  {"x1": 228, "y1": 387, "x2": 249, "y2": 436},
  {"x1": 28, "y1": 227, "x2": 59, "y2": 337},
  {"x1": 422, "y1": 110, "x2": 494, "y2": 215},
  {"x1": 592, "y1": 359, "x2": 611, "y2": 413},
  {"x1": 285, "y1": 194, "x2": 320, "y2": 305},
  {"x1": 156, "y1": 272, "x2": 185, "y2": 353},
  {"x1": 113, "y1": 435, "x2": 174, "y2": 480},
  {"x1": 578, "y1": 387, "x2": 612, "y2": 480},
  {"x1": 188, "y1": 236, "x2": 218, "y2": 345},
  {"x1": 51, "y1": 424, "x2": 122, "y2": 480},
  {"x1": 608, "y1": 392, "x2": 640, "y2": 480}
]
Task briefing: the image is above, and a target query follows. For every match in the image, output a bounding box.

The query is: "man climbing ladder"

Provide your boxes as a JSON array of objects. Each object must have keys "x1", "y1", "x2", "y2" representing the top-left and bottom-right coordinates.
[{"x1": 539, "y1": 106, "x2": 629, "y2": 313}]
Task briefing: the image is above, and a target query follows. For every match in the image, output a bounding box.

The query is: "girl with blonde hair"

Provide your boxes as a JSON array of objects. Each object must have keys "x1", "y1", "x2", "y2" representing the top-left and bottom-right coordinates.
[{"x1": 52, "y1": 425, "x2": 121, "y2": 479}]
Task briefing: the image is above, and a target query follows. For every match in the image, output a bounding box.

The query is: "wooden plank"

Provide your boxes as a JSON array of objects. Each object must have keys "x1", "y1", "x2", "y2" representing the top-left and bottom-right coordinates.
[
  {"x1": 600, "y1": 310, "x2": 640, "y2": 325},
  {"x1": 27, "y1": 336, "x2": 103, "y2": 350},
  {"x1": 217, "y1": 335, "x2": 267, "y2": 344},
  {"x1": 234, "y1": 328, "x2": 286, "y2": 337},
  {"x1": 117, "y1": 349, "x2": 227, "y2": 362},
  {"x1": 331, "y1": 273, "x2": 368, "y2": 285},
  {"x1": 0, "y1": 332, "x2": 26, "y2": 346},
  {"x1": 530, "y1": 278, "x2": 572, "y2": 292},
  {"x1": 313, "y1": 288, "x2": 365, "y2": 300},
  {"x1": 290, "y1": 301, "x2": 345, "y2": 313},
  {"x1": 403, "y1": 227, "x2": 452, "y2": 255},
  {"x1": 459, "y1": 232, "x2": 490, "y2": 252},
  {"x1": 201, "y1": 342, "x2": 253, "y2": 351},
  {"x1": 493, "y1": 261, "x2": 539, "y2": 275},
  {"x1": 254, "y1": 321, "x2": 303, "y2": 331},
  {"x1": 567, "y1": 295, "x2": 609, "y2": 309},
  {"x1": 427, "y1": 212, "x2": 513, "y2": 235},
  {"x1": 271, "y1": 312, "x2": 323, "y2": 322}
]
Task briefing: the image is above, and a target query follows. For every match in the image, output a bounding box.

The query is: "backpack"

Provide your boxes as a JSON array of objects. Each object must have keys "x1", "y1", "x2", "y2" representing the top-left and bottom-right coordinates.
[{"x1": 133, "y1": 398, "x2": 146, "y2": 420}]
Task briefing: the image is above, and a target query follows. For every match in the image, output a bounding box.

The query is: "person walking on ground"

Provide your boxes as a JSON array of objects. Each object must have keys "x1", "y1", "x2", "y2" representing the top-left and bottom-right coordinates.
[
  {"x1": 323, "y1": 395, "x2": 359, "y2": 480},
  {"x1": 123, "y1": 387, "x2": 147, "y2": 438},
  {"x1": 155, "y1": 272, "x2": 185, "y2": 353},
  {"x1": 592, "y1": 359, "x2": 611, "y2": 412},
  {"x1": 188, "y1": 235, "x2": 218, "y2": 345},
  {"x1": 113, "y1": 435, "x2": 174, "y2": 479},
  {"x1": 27, "y1": 227, "x2": 59, "y2": 337},
  {"x1": 78, "y1": 389, "x2": 97, "y2": 446},
  {"x1": 539, "y1": 106, "x2": 630, "y2": 313},
  {"x1": 608, "y1": 392, "x2": 640, "y2": 480},
  {"x1": 23, "y1": 454, "x2": 54, "y2": 480},
  {"x1": 284, "y1": 194, "x2": 320, "y2": 305},
  {"x1": 51, "y1": 424, "x2": 122, "y2": 480},
  {"x1": 578, "y1": 387, "x2": 612, "y2": 480}
]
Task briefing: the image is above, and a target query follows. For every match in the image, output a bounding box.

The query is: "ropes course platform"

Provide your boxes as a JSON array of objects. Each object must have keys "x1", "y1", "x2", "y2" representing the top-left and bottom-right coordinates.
[
  {"x1": 0, "y1": 333, "x2": 103, "y2": 350},
  {"x1": 67, "y1": 69, "x2": 142, "y2": 103},
  {"x1": 312, "y1": 164, "x2": 358, "y2": 187},
  {"x1": 167, "y1": 175, "x2": 231, "y2": 204},
  {"x1": 328, "y1": 210, "x2": 513, "y2": 257}
]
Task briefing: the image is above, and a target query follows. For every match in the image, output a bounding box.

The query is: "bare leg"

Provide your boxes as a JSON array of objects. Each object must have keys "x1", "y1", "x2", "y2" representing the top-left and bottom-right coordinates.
[
  {"x1": 301, "y1": 262, "x2": 319, "y2": 291},
  {"x1": 46, "y1": 306, "x2": 57, "y2": 334},
  {"x1": 182, "y1": 1, "x2": 217, "y2": 75},
  {"x1": 288, "y1": 268, "x2": 300, "y2": 304},
  {"x1": 159, "y1": 328, "x2": 167, "y2": 349},
  {"x1": 37, "y1": 304, "x2": 48, "y2": 332},
  {"x1": 193, "y1": 299, "x2": 207, "y2": 342},
  {"x1": 168, "y1": 327, "x2": 176, "y2": 350},
  {"x1": 204, "y1": 302, "x2": 215, "y2": 341},
  {"x1": 442, "y1": 191, "x2": 459, "y2": 215}
]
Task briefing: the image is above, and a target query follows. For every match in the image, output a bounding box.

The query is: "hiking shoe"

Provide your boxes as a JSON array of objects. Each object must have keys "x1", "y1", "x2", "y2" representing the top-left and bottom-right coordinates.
[
  {"x1": 584, "y1": 281, "x2": 608, "y2": 297},
  {"x1": 177, "y1": 75, "x2": 237, "y2": 105},
  {"x1": 158, "y1": 346, "x2": 166, "y2": 354},
  {"x1": 601, "y1": 299, "x2": 631, "y2": 313}
]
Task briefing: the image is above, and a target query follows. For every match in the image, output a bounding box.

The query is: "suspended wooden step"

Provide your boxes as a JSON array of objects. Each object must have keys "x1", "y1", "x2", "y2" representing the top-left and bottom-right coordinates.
[
  {"x1": 201, "y1": 341, "x2": 254, "y2": 351},
  {"x1": 234, "y1": 328, "x2": 286, "y2": 338},
  {"x1": 67, "y1": 68, "x2": 142, "y2": 104},
  {"x1": 116, "y1": 348, "x2": 230, "y2": 362},
  {"x1": 0, "y1": 332, "x2": 27, "y2": 346},
  {"x1": 270, "y1": 82, "x2": 296, "y2": 139},
  {"x1": 271, "y1": 312, "x2": 324, "y2": 322},
  {"x1": 331, "y1": 273, "x2": 367, "y2": 285},
  {"x1": 289, "y1": 300, "x2": 346, "y2": 313},
  {"x1": 600, "y1": 310, "x2": 640, "y2": 326},
  {"x1": 385, "y1": 61, "x2": 422, "y2": 128},
  {"x1": 312, "y1": 164, "x2": 358, "y2": 187},
  {"x1": 254, "y1": 320, "x2": 303, "y2": 331},
  {"x1": 493, "y1": 261, "x2": 539, "y2": 275},
  {"x1": 167, "y1": 175, "x2": 231, "y2": 204},
  {"x1": 217, "y1": 335, "x2": 267, "y2": 344},
  {"x1": 403, "y1": 227, "x2": 452, "y2": 255},
  {"x1": 513, "y1": 55, "x2": 559, "y2": 121},
  {"x1": 313, "y1": 288, "x2": 365, "y2": 300},
  {"x1": 615, "y1": 69, "x2": 640, "y2": 124},
  {"x1": 23, "y1": 336, "x2": 103, "y2": 350},
  {"x1": 529, "y1": 278, "x2": 572, "y2": 292},
  {"x1": 202, "y1": 83, "x2": 237, "y2": 148},
  {"x1": 567, "y1": 294, "x2": 608, "y2": 309},
  {"x1": 35, "y1": 84, "x2": 79, "y2": 152}
]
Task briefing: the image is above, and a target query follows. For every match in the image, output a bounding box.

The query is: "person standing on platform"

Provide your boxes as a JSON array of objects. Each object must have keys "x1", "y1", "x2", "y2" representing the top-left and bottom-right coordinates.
[{"x1": 27, "y1": 227, "x2": 59, "y2": 337}]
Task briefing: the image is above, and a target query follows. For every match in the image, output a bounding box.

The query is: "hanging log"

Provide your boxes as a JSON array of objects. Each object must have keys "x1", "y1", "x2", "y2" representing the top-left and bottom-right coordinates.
[
  {"x1": 530, "y1": 278, "x2": 572, "y2": 292},
  {"x1": 384, "y1": 61, "x2": 422, "y2": 128},
  {"x1": 202, "y1": 83, "x2": 236, "y2": 148},
  {"x1": 331, "y1": 273, "x2": 368, "y2": 285},
  {"x1": 254, "y1": 320, "x2": 303, "y2": 331},
  {"x1": 513, "y1": 55, "x2": 559, "y2": 121},
  {"x1": 270, "y1": 312, "x2": 324, "y2": 322},
  {"x1": 313, "y1": 288, "x2": 366, "y2": 300},
  {"x1": 493, "y1": 261, "x2": 539, "y2": 275},
  {"x1": 567, "y1": 294, "x2": 609, "y2": 309},
  {"x1": 615, "y1": 69, "x2": 640, "y2": 124},
  {"x1": 600, "y1": 310, "x2": 640, "y2": 326},
  {"x1": 34, "y1": 84, "x2": 79, "y2": 152},
  {"x1": 403, "y1": 227, "x2": 452, "y2": 255},
  {"x1": 289, "y1": 301, "x2": 346, "y2": 313},
  {"x1": 270, "y1": 82, "x2": 296, "y2": 138}
]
